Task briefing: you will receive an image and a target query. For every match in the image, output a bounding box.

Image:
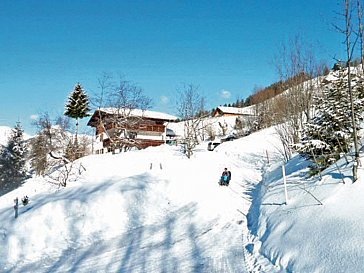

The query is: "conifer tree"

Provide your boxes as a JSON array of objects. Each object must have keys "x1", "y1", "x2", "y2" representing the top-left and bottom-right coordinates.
[
  {"x1": 297, "y1": 69, "x2": 364, "y2": 172},
  {"x1": 0, "y1": 122, "x2": 28, "y2": 190},
  {"x1": 64, "y1": 83, "x2": 90, "y2": 149},
  {"x1": 9, "y1": 122, "x2": 28, "y2": 177}
]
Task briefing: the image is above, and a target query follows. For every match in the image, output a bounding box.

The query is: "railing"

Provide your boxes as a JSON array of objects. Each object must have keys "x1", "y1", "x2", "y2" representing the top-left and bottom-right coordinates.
[{"x1": 102, "y1": 123, "x2": 165, "y2": 133}]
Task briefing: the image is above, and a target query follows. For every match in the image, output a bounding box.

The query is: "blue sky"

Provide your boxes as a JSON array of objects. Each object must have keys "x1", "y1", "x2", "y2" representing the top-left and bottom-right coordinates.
[{"x1": 0, "y1": 0, "x2": 347, "y2": 134}]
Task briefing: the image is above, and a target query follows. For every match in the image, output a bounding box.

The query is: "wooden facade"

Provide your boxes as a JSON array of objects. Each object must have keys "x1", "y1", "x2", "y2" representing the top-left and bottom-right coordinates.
[{"x1": 87, "y1": 108, "x2": 178, "y2": 153}]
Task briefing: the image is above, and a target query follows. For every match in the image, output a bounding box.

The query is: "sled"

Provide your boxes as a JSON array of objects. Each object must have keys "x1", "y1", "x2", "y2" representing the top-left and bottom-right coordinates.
[{"x1": 219, "y1": 175, "x2": 230, "y2": 186}]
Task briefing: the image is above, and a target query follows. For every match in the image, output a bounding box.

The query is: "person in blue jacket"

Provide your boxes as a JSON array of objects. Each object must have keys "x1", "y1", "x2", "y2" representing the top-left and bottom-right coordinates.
[{"x1": 220, "y1": 168, "x2": 231, "y2": 186}]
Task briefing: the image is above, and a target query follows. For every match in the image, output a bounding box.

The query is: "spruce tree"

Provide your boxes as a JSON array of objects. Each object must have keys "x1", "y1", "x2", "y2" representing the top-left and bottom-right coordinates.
[
  {"x1": 10, "y1": 122, "x2": 27, "y2": 176},
  {"x1": 64, "y1": 83, "x2": 90, "y2": 154},
  {"x1": 297, "y1": 69, "x2": 364, "y2": 172},
  {"x1": 0, "y1": 122, "x2": 28, "y2": 191}
]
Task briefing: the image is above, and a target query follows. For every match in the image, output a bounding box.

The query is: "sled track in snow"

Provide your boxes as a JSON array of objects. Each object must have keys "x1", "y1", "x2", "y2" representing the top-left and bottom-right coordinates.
[{"x1": 224, "y1": 150, "x2": 281, "y2": 273}]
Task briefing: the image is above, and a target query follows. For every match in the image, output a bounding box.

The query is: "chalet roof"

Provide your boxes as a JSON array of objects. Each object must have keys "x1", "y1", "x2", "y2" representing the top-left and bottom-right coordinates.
[
  {"x1": 87, "y1": 108, "x2": 178, "y2": 126},
  {"x1": 103, "y1": 108, "x2": 177, "y2": 120},
  {"x1": 216, "y1": 106, "x2": 255, "y2": 116}
]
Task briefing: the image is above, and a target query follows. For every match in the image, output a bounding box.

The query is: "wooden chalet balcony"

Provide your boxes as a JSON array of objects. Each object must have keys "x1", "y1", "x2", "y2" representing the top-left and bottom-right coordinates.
[
  {"x1": 102, "y1": 123, "x2": 165, "y2": 132},
  {"x1": 138, "y1": 130, "x2": 164, "y2": 137},
  {"x1": 138, "y1": 124, "x2": 165, "y2": 133}
]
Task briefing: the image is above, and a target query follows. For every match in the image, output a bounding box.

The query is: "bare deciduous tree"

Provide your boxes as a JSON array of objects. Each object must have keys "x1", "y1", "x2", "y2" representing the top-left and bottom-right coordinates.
[
  {"x1": 357, "y1": 0, "x2": 364, "y2": 71},
  {"x1": 272, "y1": 36, "x2": 322, "y2": 162},
  {"x1": 205, "y1": 125, "x2": 216, "y2": 141},
  {"x1": 218, "y1": 121, "x2": 228, "y2": 136},
  {"x1": 30, "y1": 113, "x2": 90, "y2": 179},
  {"x1": 177, "y1": 84, "x2": 207, "y2": 158},
  {"x1": 333, "y1": 0, "x2": 361, "y2": 181},
  {"x1": 345, "y1": 0, "x2": 361, "y2": 181},
  {"x1": 93, "y1": 74, "x2": 153, "y2": 152},
  {"x1": 46, "y1": 161, "x2": 86, "y2": 188}
]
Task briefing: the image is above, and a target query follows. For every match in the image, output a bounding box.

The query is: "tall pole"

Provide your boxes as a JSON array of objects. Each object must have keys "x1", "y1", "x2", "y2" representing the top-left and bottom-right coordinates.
[
  {"x1": 345, "y1": 0, "x2": 360, "y2": 181},
  {"x1": 282, "y1": 165, "x2": 289, "y2": 205}
]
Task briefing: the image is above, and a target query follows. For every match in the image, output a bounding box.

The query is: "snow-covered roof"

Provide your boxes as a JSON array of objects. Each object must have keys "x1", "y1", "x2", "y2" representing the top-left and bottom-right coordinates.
[
  {"x1": 216, "y1": 106, "x2": 255, "y2": 116},
  {"x1": 97, "y1": 108, "x2": 178, "y2": 121}
]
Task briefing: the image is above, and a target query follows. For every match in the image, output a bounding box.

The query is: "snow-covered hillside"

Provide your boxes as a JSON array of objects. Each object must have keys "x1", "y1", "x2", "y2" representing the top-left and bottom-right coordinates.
[
  {"x1": 249, "y1": 147, "x2": 364, "y2": 272},
  {"x1": 169, "y1": 115, "x2": 246, "y2": 137},
  {"x1": 2, "y1": 120, "x2": 364, "y2": 272},
  {"x1": 0, "y1": 127, "x2": 283, "y2": 273}
]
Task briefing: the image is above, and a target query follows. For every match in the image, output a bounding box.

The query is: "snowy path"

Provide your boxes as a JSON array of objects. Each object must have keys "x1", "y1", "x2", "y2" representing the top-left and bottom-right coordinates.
[
  {"x1": 215, "y1": 143, "x2": 282, "y2": 273},
  {"x1": 1, "y1": 129, "x2": 282, "y2": 272}
]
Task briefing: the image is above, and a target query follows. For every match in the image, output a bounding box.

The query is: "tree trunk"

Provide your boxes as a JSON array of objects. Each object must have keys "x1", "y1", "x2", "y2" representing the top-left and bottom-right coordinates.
[
  {"x1": 75, "y1": 118, "x2": 79, "y2": 145},
  {"x1": 345, "y1": 0, "x2": 360, "y2": 182}
]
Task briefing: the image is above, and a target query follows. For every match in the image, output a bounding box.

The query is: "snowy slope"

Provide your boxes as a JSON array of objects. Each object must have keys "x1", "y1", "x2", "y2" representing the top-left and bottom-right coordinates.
[
  {"x1": 167, "y1": 115, "x2": 241, "y2": 140},
  {"x1": 0, "y1": 127, "x2": 283, "y2": 273},
  {"x1": 249, "y1": 147, "x2": 364, "y2": 272},
  {"x1": 3, "y1": 120, "x2": 364, "y2": 272}
]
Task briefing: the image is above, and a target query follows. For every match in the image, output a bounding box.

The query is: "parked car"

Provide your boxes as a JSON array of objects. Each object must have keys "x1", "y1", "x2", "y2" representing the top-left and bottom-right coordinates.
[{"x1": 207, "y1": 141, "x2": 221, "y2": 151}]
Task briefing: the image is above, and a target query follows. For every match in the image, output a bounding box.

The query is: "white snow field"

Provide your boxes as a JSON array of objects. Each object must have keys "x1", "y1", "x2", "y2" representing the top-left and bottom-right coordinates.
[
  {"x1": 2, "y1": 124, "x2": 364, "y2": 272},
  {"x1": 249, "y1": 146, "x2": 364, "y2": 272},
  {"x1": 0, "y1": 127, "x2": 282, "y2": 273}
]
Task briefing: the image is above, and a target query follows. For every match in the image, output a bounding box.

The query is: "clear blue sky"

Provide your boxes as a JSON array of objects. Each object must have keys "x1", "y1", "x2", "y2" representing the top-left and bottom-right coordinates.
[{"x1": 0, "y1": 0, "x2": 347, "y2": 134}]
